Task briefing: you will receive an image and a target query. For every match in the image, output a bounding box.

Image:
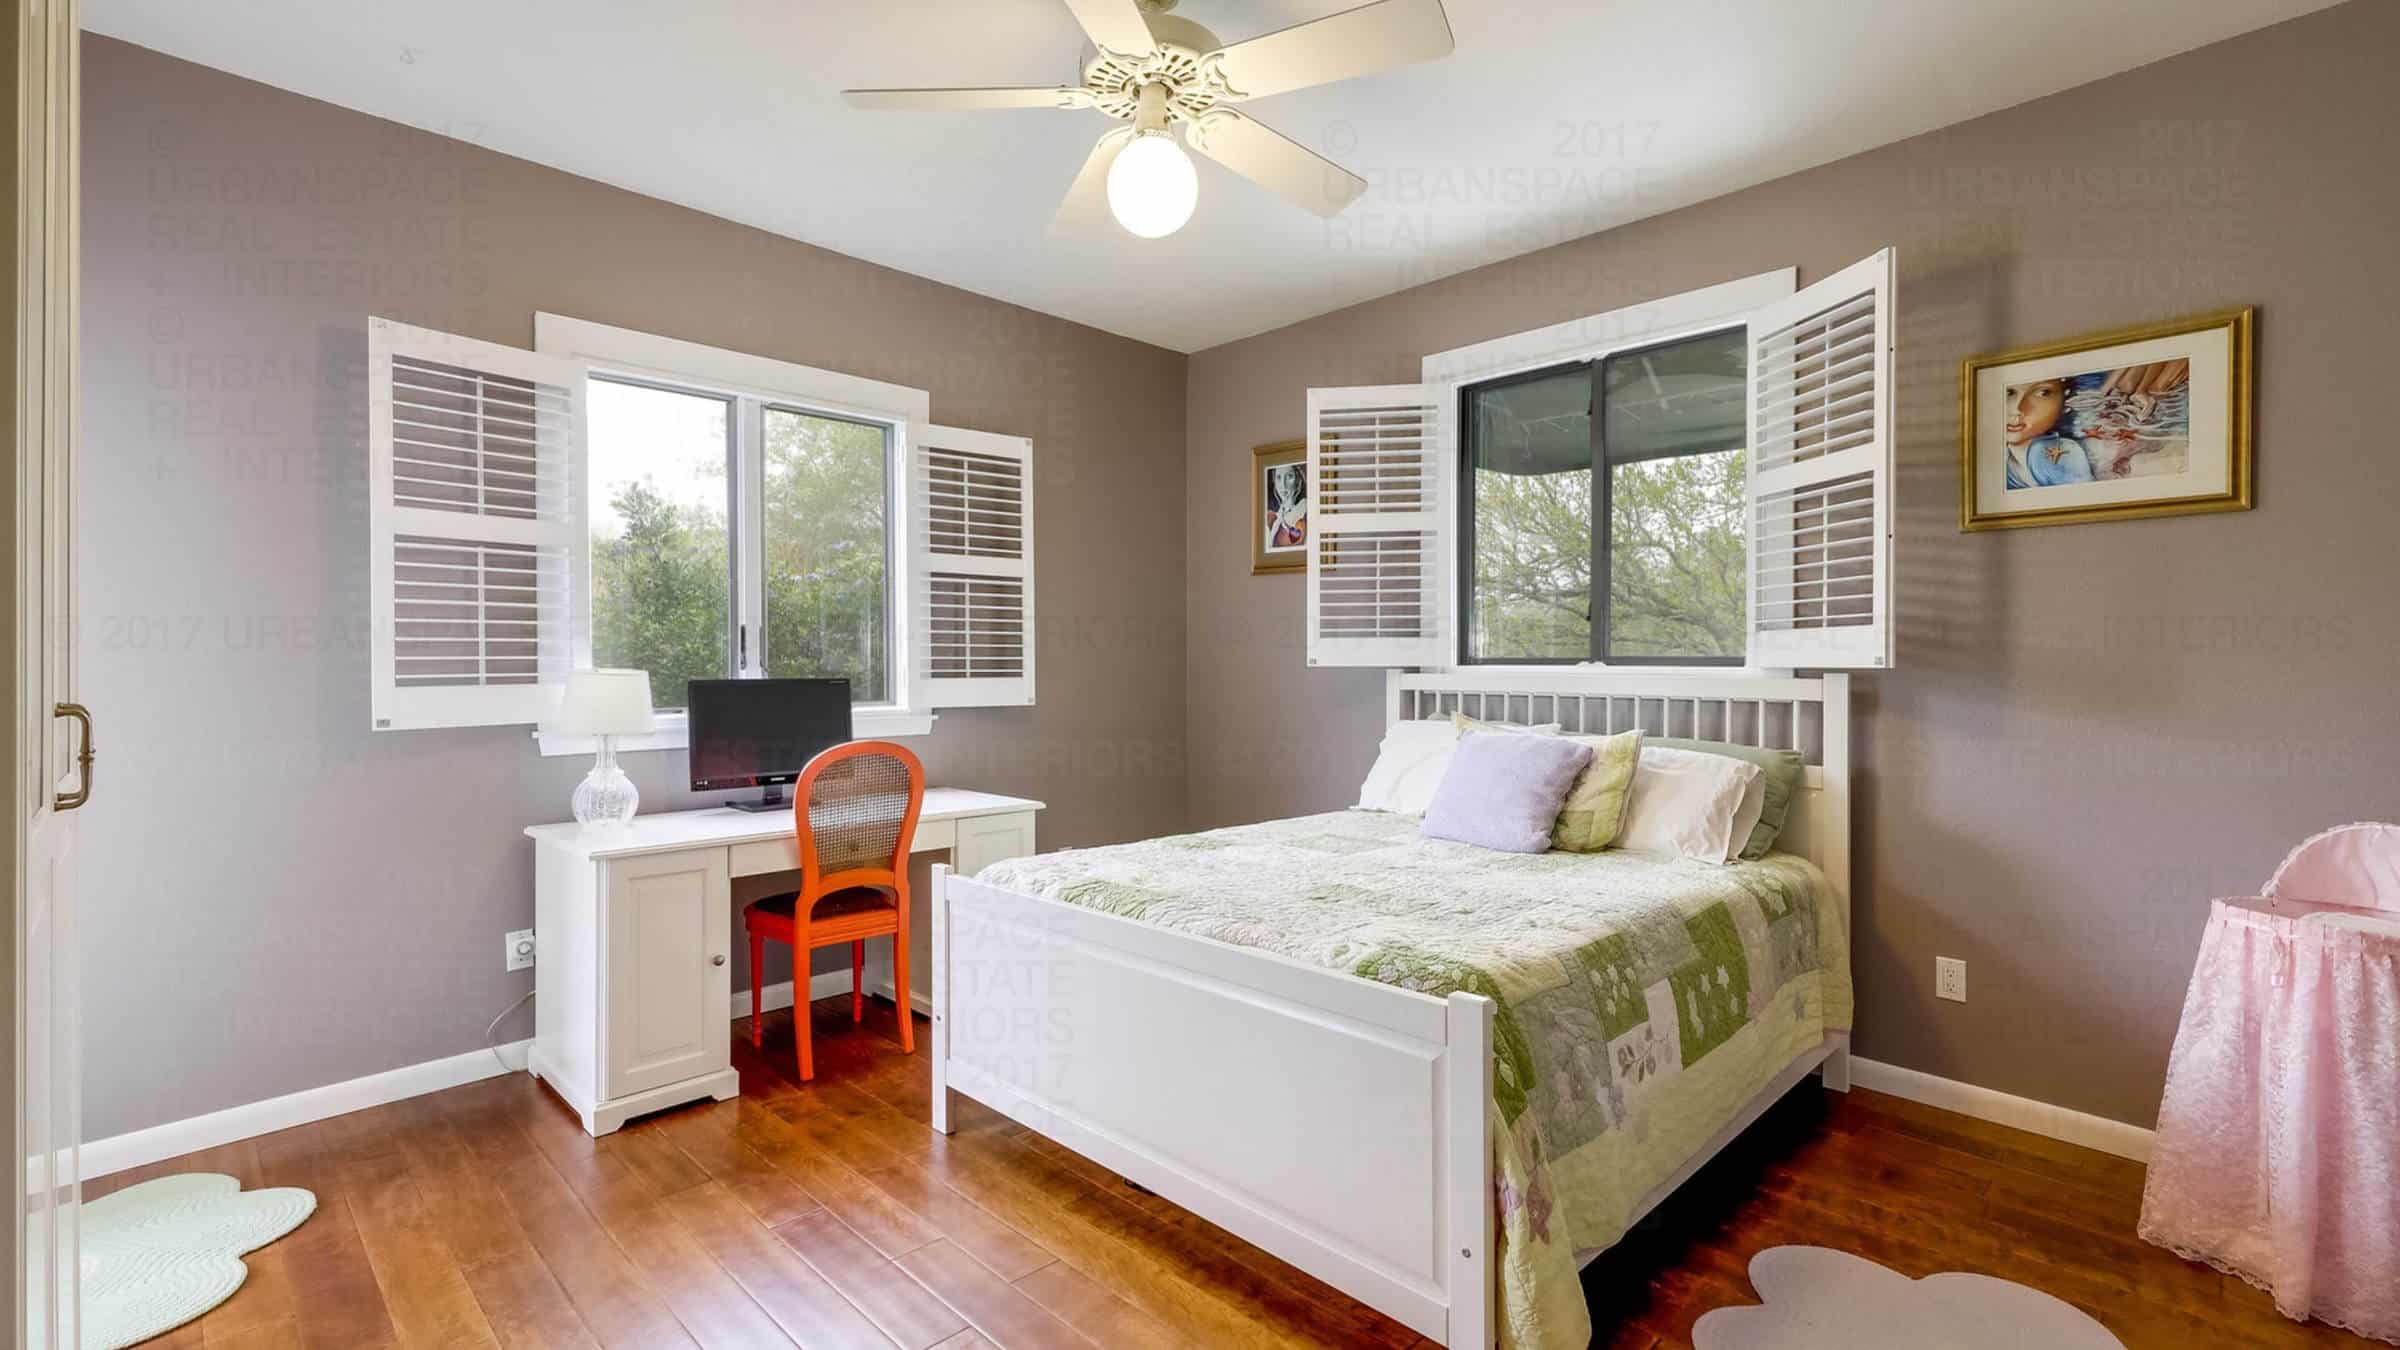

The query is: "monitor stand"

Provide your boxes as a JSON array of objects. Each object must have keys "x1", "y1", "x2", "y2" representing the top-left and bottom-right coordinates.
[{"x1": 726, "y1": 784, "x2": 790, "y2": 814}]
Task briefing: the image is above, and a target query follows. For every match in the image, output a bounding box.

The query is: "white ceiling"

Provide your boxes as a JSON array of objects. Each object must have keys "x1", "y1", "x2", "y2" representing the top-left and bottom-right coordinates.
[{"x1": 87, "y1": 0, "x2": 2340, "y2": 352}]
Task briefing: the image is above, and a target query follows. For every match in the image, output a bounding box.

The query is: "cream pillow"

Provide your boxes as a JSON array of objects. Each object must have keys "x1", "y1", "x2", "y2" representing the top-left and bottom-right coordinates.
[
  {"x1": 1550, "y1": 729, "x2": 1644, "y2": 852},
  {"x1": 1615, "y1": 746, "x2": 1764, "y2": 864}
]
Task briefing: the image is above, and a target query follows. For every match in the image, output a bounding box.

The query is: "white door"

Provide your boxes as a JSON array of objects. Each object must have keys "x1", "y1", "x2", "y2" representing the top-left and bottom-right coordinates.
[
  {"x1": 15, "y1": 1, "x2": 83, "y2": 1345},
  {"x1": 601, "y1": 851, "x2": 732, "y2": 1098}
]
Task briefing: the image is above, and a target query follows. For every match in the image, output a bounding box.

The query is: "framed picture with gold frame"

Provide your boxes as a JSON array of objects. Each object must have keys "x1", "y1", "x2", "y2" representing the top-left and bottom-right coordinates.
[
  {"x1": 1251, "y1": 439, "x2": 1308, "y2": 574},
  {"x1": 1960, "y1": 307, "x2": 2253, "y2": 531}
]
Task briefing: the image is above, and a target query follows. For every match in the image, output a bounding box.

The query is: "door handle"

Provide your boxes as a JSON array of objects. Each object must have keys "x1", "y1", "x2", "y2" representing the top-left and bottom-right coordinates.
[
  {"x1": 711, "y1": 954, "x2": 727, "y2": 967},
  {"x1": 53, "y1": 702, "x2": 93, "y2": 811}
]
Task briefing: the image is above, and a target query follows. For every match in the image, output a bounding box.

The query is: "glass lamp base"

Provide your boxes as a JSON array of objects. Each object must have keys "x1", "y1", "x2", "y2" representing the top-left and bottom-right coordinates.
[{"x1": 572, "y1": 738, "x2": 640, "y2": 828}]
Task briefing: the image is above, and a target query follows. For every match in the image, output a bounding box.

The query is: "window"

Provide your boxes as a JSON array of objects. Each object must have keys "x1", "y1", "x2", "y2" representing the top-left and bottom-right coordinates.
[
  {"x1": 1461, "y1": 328, "x2": 1747, "y2": 666},
  {"x1": 578, "y1": 378, "x2": 901, "y2": 726},
  {"x1": 370, "y1": 314, "x2": 1037, "y2": 739},
  {"x1": 1302, "y1": 252, "x2": 1895, "y2": 676},
  {"x1": 760, "y1": 406, "x2": 891, "y2": 701},
  {"x1": 587, "y1": 378, "x2": 733, "y2": 711},
  {"x1": 546, "y1": 314, "x2": 1033, "y2": 749}
]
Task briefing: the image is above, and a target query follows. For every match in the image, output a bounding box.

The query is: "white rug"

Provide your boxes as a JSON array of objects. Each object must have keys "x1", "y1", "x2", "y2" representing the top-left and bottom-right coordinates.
[
  {"x1": 78, "y1": 1173, "x2": 315, "y2": 1350},
  {"x1": 1693, "y1": 1246, "x2": 2126, "y2": 1349}
]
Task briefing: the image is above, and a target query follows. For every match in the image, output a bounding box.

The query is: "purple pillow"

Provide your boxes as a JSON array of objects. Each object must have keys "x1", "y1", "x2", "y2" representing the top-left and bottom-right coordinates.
[{"x1": 1420, "y1": 731, "x2": 1594, "y2": 854}]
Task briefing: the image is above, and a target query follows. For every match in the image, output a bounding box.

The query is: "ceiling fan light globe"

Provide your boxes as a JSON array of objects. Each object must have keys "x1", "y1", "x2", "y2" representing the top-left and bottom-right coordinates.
[{"x1": 1106, "y1": 132, "x2": 1198, "y2": 239}]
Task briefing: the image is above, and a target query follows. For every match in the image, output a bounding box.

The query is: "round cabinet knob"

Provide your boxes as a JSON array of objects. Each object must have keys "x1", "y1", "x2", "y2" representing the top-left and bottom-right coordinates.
[{"x1": 711, "y1": 954, "x2": 727, "y2": 967}]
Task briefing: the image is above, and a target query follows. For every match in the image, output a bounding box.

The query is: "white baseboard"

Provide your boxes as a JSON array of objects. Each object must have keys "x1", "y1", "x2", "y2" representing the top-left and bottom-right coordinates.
[
  {"x1": 1848, "y1": 1056, "x2": 2154, "y2": 1163},
  {"x1": 82, "y1": 1038, "x2": 532, "y2": 1180},
  {"x1": 731, "y1": 971, "x2": 933, "y2": 1022},
  {"x1": 84, "y1": 973, "x2": 938, "y2": 1182}
]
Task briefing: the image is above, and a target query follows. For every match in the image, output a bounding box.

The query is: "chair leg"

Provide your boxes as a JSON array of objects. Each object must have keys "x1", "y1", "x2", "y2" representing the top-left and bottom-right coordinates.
[
  {"x1": 795, "y1": 920, "x2": 815, "y2": 1082},
  {"x1": 851, "y1": 940, "x2": 865, "y2": 1024},
  {"x1": 893, "y1": 911, "x2": 914, "y2": 1055},
  {"x1": 749, "y1": 931, "x2": 766, "y2": 1049}
]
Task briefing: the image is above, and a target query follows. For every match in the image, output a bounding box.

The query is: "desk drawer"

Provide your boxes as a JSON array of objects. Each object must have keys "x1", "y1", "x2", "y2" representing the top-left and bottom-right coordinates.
[{"x1": 728, "y1": 818, "x2": 956, "y2": 877}]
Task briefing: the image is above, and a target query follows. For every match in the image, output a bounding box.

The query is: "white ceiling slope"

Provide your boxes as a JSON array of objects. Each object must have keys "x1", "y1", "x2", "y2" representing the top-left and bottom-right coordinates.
[{"x1": 87, "y1": 0, "x2": 2341, "y2": 352}]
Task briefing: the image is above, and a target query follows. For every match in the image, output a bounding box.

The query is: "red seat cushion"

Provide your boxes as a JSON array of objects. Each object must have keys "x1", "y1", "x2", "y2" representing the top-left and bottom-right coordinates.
[{"x1": 748, "y1": 886, "x2": 896, "y2": 924}]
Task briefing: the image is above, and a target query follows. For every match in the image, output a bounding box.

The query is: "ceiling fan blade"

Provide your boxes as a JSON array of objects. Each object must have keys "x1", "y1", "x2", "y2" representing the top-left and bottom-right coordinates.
[
  {"x1": 1183, "y1": 110, "x2": 1367, "y2": 218},
  {"x1": 844, "y1": 86, "x2": 1090, "y2": 111},
  {"x1": 1207, "y1": 0, "x2": 1453, "y2": 100},
  {"x1": 1051, "y1": 127, "x2": 1135, "y2": 234},
  {"x1": 1061, "y1": 0, "x2": 1155, "y2": 56}
]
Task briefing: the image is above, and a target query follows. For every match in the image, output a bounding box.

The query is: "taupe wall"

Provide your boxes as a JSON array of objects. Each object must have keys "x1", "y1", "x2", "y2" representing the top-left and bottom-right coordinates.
[
  {"x1": 79, "y1": 37, "x2": 1186, "y2": 1140},
  {"x1": 1185, "y1": 0, "x2": 2400, "y2": 1128}
]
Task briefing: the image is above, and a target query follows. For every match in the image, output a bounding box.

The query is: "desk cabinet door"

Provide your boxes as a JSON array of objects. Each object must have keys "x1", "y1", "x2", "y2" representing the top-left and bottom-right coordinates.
[
  {"x1": 953, "y1": 811, "x2": 1037, "y2": 875},
  {"x1": 601, "y1": 849, "x2": 731, "y2": 1099}
]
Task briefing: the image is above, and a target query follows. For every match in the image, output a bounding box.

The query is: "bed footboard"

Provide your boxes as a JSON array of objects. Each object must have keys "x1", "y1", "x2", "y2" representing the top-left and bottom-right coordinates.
[{"x1": 931, "y1": 864, "x2": 1497, "y2": 1348}]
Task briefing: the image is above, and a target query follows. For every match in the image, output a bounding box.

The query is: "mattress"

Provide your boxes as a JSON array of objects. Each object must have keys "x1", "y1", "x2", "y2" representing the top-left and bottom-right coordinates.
[{"x1": 976, "y1": 808, "x2": 1854, "y2": 1350}]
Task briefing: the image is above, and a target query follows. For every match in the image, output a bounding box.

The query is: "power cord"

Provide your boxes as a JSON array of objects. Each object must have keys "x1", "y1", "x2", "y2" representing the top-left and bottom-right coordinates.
[{"x1": 486, "y1": 988, "x2": 536, "y2": 1076}]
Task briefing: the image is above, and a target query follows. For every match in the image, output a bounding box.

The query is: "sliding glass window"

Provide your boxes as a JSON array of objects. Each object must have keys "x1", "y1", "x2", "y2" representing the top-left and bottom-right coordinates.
[
  {"x1": 586, "y1": 379, "x2": 899, "y2": 710},
  {"x1": 1461, "y1": 327, "x2": 1747, "y2": 665},
  {"x1": 586, "y1": 377, "x2": 734, "y2": 710}
]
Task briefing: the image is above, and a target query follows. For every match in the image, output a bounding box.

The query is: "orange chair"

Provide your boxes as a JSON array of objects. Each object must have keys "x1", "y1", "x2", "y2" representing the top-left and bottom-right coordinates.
[{"x1": 743, "y1": 740, "x2": 925, "y2": 1081}]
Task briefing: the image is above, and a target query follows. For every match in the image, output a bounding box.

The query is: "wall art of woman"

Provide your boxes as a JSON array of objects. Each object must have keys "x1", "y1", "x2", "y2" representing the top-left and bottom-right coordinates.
[{"x1": 2004, "y1": 360, "x2": 2191, "y2": 490}]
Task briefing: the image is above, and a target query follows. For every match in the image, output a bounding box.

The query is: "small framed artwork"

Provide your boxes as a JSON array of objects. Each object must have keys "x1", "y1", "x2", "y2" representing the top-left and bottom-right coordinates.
[
  {"x1": 1252, "y1": 439, "x2": 1308, "y2": 574},
  {"x1": 1960, "y1": 307, "x2": 2253, "y2": 531}
]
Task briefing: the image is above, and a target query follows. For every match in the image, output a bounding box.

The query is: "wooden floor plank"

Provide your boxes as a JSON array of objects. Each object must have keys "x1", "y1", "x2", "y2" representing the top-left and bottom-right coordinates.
[
  {"x1": 531, "y1": 1108, "x2": 798, "y2": 1350},
  {"x1": 651, "y1": 1102, "x2": 823, "y2": 1230},
  {"x1": 249, "y1": 1119, "x2": 404, "y2": 1350},
  {"x1": 895, "y1": 1240, "x2": 1097, "y2": 1350},
  {"x1": 729, "y1": 1096, "x2": 944, "y2": 1259},
  {"x1": 775, "y1": 1208, "x2": 968, "y2": 1349},
  {"x1": 1012, "y1": 1259, "x2": 1191, "y2": 1350},
  {"x1": 436, "y1": 1084, "x2": 699, "y2": 1350},
  {"x1": 122, "y1": 996, "x2": 2379, "y2": 1350},
  {"x1": 859, "y1": 1162, "x2": 1054, "y2": 1282},
  {"x1": 201, "y1": 1316, "x2": 305, "y2": 1349},
  {"x1": 383, "y1": 1094, "x2": 598, "y2": 1350},
  {"x1": 337, "y1": 1147, "x2": 500, "y2": 1348},
  {"x1": 662, "y1": 1180, "x2": 902, "y2": 1350}
]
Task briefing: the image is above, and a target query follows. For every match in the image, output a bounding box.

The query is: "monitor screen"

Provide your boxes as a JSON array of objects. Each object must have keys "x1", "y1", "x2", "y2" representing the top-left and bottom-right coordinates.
[{"x1": 686, "y1": 678, "x2": 852, "y2": 791}]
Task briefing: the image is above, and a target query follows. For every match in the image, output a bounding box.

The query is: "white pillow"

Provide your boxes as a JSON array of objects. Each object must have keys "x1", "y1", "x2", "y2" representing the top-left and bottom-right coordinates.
[
  {"x1": 1615, "y1": 746, "x2": 1764, "y2": 864},
  {"x1": 1725, "y1": 767, "x2": 1768, "y2": 861},
  {"x1": 1356, "y1": 718, "x2": 1561, "y2": 814},
  {"x1": 1356, "y1": 719, "x2": 1459, "y2": 814}
]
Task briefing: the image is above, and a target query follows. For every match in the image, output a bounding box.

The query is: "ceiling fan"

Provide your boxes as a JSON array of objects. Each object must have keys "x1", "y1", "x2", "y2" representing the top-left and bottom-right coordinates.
[{"x1": 844, "y1": 0, "x2": 1454, "y2": 239}]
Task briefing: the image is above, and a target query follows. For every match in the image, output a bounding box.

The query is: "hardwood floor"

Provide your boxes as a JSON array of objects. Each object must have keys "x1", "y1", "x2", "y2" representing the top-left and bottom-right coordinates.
[{"x1": 94, "y1": 995, "x2": 2370, "y2": 1349}]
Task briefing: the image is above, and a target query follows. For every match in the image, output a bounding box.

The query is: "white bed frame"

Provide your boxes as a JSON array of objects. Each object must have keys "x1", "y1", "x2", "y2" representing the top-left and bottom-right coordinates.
[{"x1": 929, "y1": 670, "x2": 1852, "y2": 1348}]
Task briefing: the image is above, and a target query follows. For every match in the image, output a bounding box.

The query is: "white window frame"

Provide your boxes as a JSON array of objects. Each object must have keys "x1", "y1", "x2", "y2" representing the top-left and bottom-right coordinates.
[
  {"x1": 530, "y1": 314, "x2": 935, "y2": 755},
  {"x1": 1422, "y1": 268, "x2": 1796, "y2": 675}
]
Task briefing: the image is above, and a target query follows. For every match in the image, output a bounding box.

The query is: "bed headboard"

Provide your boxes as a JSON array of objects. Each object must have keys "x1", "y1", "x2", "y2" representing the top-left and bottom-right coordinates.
[{"x1": 1386, "y1": 669, "x2": 1851, "y2": 905}]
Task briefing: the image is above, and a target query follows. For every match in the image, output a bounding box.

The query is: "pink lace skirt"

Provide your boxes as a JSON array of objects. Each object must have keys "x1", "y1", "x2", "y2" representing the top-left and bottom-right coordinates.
[{"x1": 2139, "y1": 897, "x2": 2400, "y2": 1343}]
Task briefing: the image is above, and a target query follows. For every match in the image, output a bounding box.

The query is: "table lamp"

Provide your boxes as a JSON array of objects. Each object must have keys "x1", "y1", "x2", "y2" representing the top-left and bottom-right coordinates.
[{"x1": 550, "y1": 668, "x2": 655, "y2": 828}]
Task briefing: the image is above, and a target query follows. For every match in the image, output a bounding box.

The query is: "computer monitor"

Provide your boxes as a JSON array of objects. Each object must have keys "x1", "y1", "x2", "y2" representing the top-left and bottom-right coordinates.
[{"x1": 686, "y1": 677, "x2": 853, "y2": 811}]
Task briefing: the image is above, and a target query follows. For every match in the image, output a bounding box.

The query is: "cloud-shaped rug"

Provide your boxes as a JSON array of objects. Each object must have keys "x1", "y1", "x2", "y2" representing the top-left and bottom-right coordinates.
[
  {"x1": 78, "y1": 1173, "x2": 315, "y2": 1350},
  {"x1": 1693, "y1": 1246, "x2": 2125, "y2": 1349}
]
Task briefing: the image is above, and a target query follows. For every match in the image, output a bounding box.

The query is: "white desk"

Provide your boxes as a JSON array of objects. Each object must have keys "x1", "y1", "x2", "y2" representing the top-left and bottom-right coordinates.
[{"x1": 524, "y1": 788, "x2": 1044, "y2": 1134}]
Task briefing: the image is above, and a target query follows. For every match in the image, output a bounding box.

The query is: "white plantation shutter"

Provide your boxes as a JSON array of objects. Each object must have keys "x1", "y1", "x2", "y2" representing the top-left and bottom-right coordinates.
[
  {"x1": 911, "y1": 425, "x2": 1034, "y2": 708},
  {"x1": 368, "y1": 317, "x2": 585, "y2": 729},
  {"x1": 1306, "y1": 385, "x2": 1444, "y2": 667},
  {"x1": 1745, "y1": 249, "x2": 1896, "y2": 669}
]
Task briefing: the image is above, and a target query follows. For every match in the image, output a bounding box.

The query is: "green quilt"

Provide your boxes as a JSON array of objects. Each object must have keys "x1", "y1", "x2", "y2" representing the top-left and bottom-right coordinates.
[{"x1": 975, "y1": 810, "x2": 1852, "y2": 1350}]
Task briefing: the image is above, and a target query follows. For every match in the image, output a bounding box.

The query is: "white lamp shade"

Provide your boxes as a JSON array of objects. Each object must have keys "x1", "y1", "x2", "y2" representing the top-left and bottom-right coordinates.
[
  {"x1": 1107, "y1": 131, "x2": 1198, "y2": 239},
  {"x1": 549, "y1": 668, "x2": 656, "y2": 737}
]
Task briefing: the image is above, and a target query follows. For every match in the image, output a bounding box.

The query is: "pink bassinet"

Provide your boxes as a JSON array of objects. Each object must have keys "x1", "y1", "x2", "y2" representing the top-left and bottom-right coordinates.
[{"x1": 2139, "y1": 822, "x2": 2400, "y2": 1343}]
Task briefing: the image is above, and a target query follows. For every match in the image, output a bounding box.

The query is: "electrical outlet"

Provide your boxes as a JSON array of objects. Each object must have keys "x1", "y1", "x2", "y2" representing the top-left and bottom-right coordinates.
[
  {"x1": 1935, "y1": 956, "x2": 1966, "y2": 1003},
  {"x1": 506, "y1": 928, "x2": 536, "y2": 973}
]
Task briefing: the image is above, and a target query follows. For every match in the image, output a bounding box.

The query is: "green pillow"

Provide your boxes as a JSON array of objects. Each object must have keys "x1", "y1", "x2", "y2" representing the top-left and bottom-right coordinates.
[
  {"x1": 1549, "y1": 729, "x2": 1643, "y2": 852},
  {"x1": 1648, "y1": 737, "x2": 1804, "y2": 860}
]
